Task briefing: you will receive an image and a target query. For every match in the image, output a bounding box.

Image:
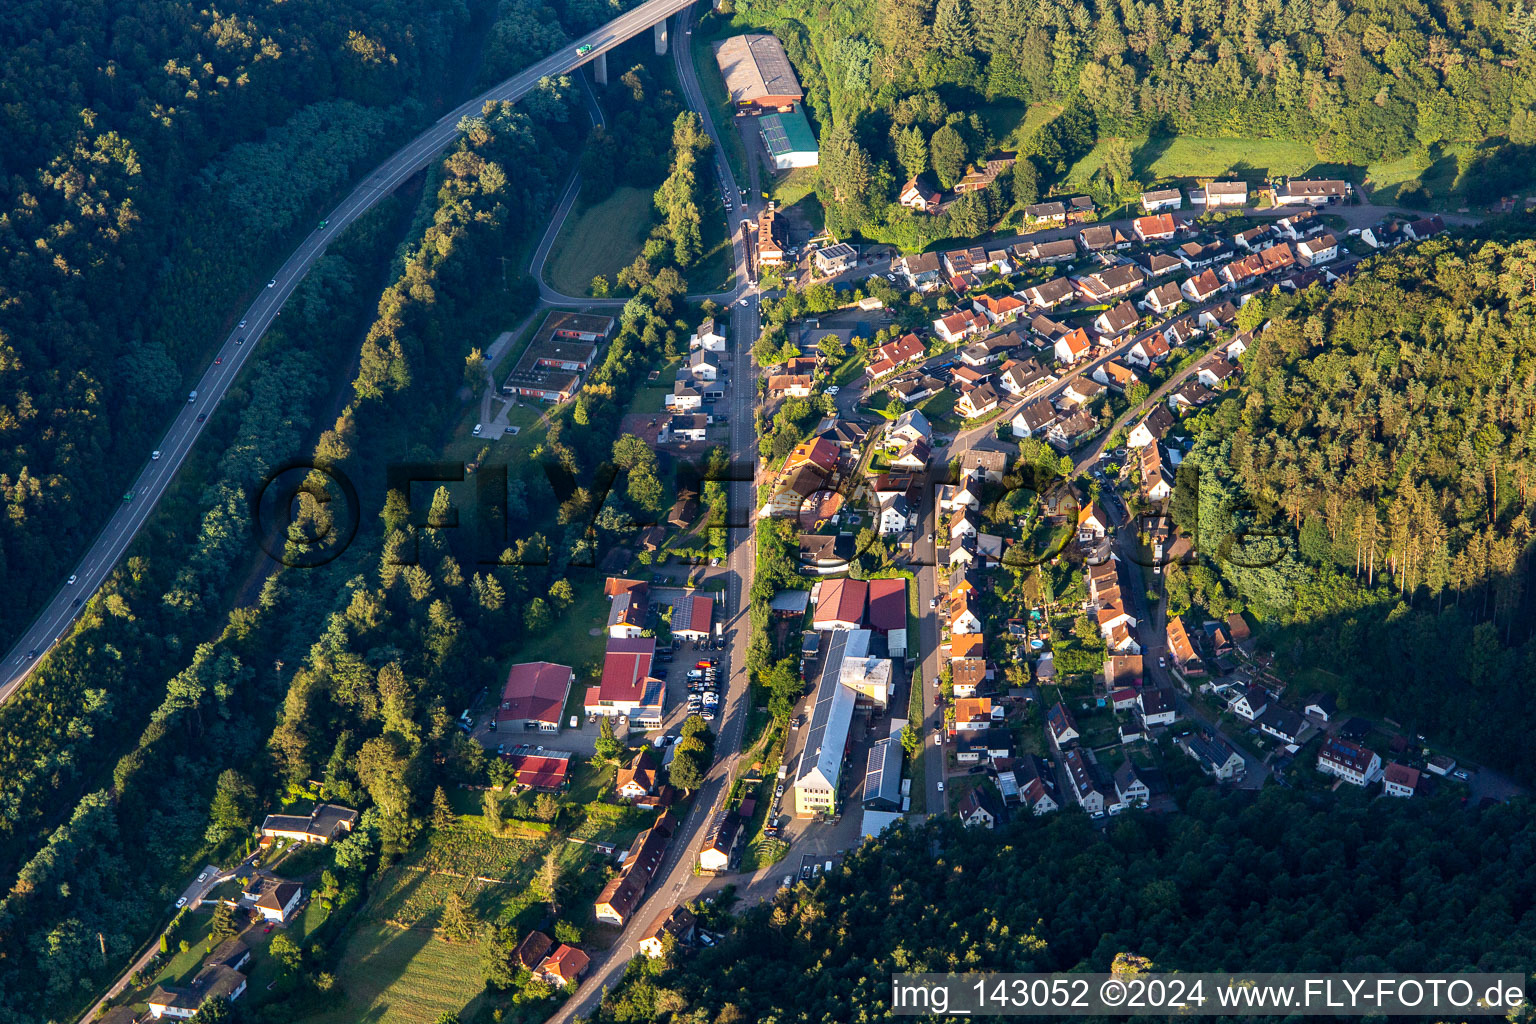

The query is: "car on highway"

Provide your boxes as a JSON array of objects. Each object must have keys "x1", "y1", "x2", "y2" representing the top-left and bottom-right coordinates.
[
  {"x1": 152, "y1": 450, "x2": 161, "y2": 460},
  {"x1": 66, "y1": 575, "x2": 76, "y2": 585},
  {"x1": 196, "y1": 413, "x2": 207, "y2": 423},
  {"x1": 72, "y1": 598, "x2": 81, "y2": 607},
  {"x1": 936, "y1": 781, "x2": 944, "y2": 792},
  {"x1": 123, "y1": 491, "x2": 133, "y2": 503},
  {"x1": 267, "y1": 279, "x2": 276, "y2": 288},
  {"x1": 933, "y1": 733, "x2": 942, "y2": 745},
  {"x1": 236, "y1": 335, "x2": 245, "y2": 345},
  {"x1": 576, "y1": 43, "x2": 594, "y2": 55},
  {"x1": 198, "y1": 871, "x2": 208, "y2": 882},
  {"x1": 319, "y1": 219, "x2": 327, "y2": 228},
  {"x1": 214, "y1": 356, "x2": 222, "y2": 364},
  {"x1": 238, "y1": 319, "x2": 246, "y2": 328}
]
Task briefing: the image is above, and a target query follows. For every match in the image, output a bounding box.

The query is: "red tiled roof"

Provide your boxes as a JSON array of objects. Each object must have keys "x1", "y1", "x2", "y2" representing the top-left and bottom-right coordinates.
[
  {"x1": 866, "y1": 577, "x2": 907, "y2": 633},
  {"x1": 505, "y1": 752, "x2": 570, "y2": 791},
  {"x1": 498, "y1": 662, "x2": 572, "y2": 726},
  {"x1": 815, "y1": 578, "x2": 867, "y2": 626},
  {"x1": 599, "y1": 637, "x2": 656, "y2": 703}
]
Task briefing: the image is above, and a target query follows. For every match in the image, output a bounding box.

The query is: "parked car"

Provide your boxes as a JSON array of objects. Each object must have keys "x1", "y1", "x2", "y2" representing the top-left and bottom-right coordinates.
[
  {"x1": 175, "y1": 897, "x2": 187, "y2": 908},
  {"x1": 936, "y1": 781, "x2": 944, "y2": 792}
]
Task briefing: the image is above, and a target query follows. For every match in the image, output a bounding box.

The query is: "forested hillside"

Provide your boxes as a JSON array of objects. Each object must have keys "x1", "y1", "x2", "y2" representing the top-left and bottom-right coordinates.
[
  {"x1": 592, "y1": 790, "x2": 1536, "y2": 1024},
  {"x1": 717, "y1": 0, "x2": 1536, "y2": 245},
  {"x1": 1171, "y1": 230, "x2": 1536, "y2": 777},
  {"x1": 0, "y1": 0, "x2": 477, "y2": 649}
]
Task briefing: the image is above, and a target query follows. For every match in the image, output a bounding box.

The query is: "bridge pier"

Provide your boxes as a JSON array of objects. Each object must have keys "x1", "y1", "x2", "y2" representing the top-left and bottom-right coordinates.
[
  {"x1": 654, "y1": 20, "x2": 668, "y2": 55},
  {"x1": 593, "y1": 51, "x2": 608, "y2": 85}
]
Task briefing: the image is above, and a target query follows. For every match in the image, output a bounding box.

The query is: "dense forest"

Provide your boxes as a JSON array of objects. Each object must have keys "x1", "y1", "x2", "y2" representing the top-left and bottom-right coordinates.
[
  {"x1": 1170, "y1": 228, "x2": 1536, "y2": 778},
  {"x1": 716, "y1": 0, "x2": 1536, "y2": 245},
  {"x1": 0, "y1": 0, "x2": 485, "y2": 651},
  {"x1": 592, "y1": 787, "x2": 1536, "y2": 1023}
]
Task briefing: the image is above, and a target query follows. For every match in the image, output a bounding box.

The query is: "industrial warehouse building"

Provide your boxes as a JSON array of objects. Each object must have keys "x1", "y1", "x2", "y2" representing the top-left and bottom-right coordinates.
[
  {"x1": 712, "y1": 34, "x2": 803, "y2": 111},
  {"x1": 759, "y1": 106, "x2": 818, "y2": 169}
]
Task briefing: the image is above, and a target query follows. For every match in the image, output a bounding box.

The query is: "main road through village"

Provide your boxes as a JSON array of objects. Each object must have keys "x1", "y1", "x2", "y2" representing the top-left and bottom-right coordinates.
[{"x1": 0, "y1": 0, "x2": 705, "y2": 700}]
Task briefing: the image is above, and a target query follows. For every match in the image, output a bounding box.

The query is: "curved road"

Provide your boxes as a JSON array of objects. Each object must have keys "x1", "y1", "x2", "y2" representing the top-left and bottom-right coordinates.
[{"x1": 0, "y1": 0, "x2": 702, "y2": 700}]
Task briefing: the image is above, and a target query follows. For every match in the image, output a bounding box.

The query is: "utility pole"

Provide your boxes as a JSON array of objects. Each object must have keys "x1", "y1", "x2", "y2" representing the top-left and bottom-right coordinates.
[{"x1": 497, "y1": 255, "x2": 511, "y2": 292}]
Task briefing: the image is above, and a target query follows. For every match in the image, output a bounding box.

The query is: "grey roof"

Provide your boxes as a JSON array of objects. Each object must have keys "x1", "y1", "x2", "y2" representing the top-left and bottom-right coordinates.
[
  {"x1": 769, "y1": 589, "x2": 811, "y2": 613},
  {"x1": 794, "y1": 629, "x2": 857, "y2": 790},
  {"x1": 863, "y1": 736, "x2": 904, "y2": 808},
  {"x1": 713, "y1": 35, "x2": 803, "y2": 104},
  {"x1": 1260, "y1": 705, "x2": 1305, "y2": 740},
  {"x1": 1186, "y1": 732, "x2": 1239, "y2": 770}
]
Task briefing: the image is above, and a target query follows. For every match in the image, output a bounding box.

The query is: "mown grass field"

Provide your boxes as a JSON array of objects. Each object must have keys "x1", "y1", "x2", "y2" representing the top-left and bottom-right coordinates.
[
  {"x1": 299, "y1": 922, "x2": 489, "y2": 1024},
  {"x1": 545, "y1": 185, "x2": 654, "y2": 297},
  {"x1": 1067, "y1": 135, "x2": 1334, "y2": 186}
]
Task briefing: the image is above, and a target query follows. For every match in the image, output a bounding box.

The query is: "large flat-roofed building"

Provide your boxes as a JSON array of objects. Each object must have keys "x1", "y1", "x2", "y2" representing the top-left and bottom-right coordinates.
[
  {"x1": 760, "y1": 105, "x2": 819, "y2": 169},
  {"x1": 713, "y1": 34, "x2": 803, "y2": 111},
  {"x1": 501, "y1": 311, "x2": 615, "y2": 403},
  {"x1": 792, "y1": 629, "x2": 857, "y2": 817},
  {"x1": 496, "y1": 661, "x2": 574, "y2": 732}
]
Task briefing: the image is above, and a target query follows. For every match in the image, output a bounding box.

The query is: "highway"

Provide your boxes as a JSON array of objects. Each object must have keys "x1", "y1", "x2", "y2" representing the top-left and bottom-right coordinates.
[{"x1": 0, "y1": 0, "x2": 702, "y2": 701}]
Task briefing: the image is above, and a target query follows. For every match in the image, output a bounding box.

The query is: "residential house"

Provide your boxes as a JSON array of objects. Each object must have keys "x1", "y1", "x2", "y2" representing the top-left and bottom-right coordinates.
[
  {"x1": 1047, "y1": 701, "x2": 1079, "y2": 748},
  {"x1": 250, "y1": 879, "x2": 303, "y2": 924},
  {"x1": 1126, "y1": 331, "x2": 1171, "y2": 367},
  {"x1": 1198, "y1": 300, "x2": 1238, "y2": 330},
  {"x1": 934, "y1": 308, "x2": 987, "y2": 344},
  {"x1": 1140, "y1": 442, "x2": 1174, "y2": 500},
  {"x1": 698, "y1": 808, "x2": 741, "y2": 872},
  {"x1": 1093, "y1": 300, "x2": 1140, "y2": 338},
  {"x1": 1383, "y1": 762, "x2": 1420, "y2": 798},
  {"x1": 605, "y1": 579, "x2": 649, "y2": 639},
  {"x1": 659, "y1": 413, "x2": 708, "y2": 443},
  {"x1": 594, "y1": 810, "x2": 678, "y2": 924},
  {"x1": 949, "y1": 508, "x2": 979, "y2": 543},
  {"x1": 1229, "y1": 683, "x2": 1269, "y2": 722},
  {"x1": 537, "y1": 944, "x2": 591, "y2": 987},
  {"x1": 900, "y1": 175, "x2": 942, "y2": 213},
  {"x1": 638, "y1": 905, "x2": 698, "y2": 957},
  {"x1": 1053, "y1": 327, "x2": 1092, "y2": 365},
  {"x1": 690, "y1": 317, "x2": 726, "y2": 352},
  {"x1": 516, "y1": 931, "x2": 554, "y2": 971},
  {"x1": 1140, "y1": 187, "x2": 1183, "y2": 212},
  {"x1": 888, "y1": 407, "x2": 933, "y2": 445},
  {"x1": 997, "y1": 356, "x2": 1052, "y2": 397},
  {"x1": 1275, "y1": 209, "x2": 1319, "y2": 238},
  {"x1": 1106, "y1": 654, "x2": 1144, "y2": 692},
  {"x1": 1127, "y1": 405, "x2": 1174, "y2": 450},
  {"x1": 951, "y1": 657, "x2": 987, "y2": 699},
  {"x1": 1048, "y1": 409, "x2": 1098, "y2": 450},
  {"x1": 1297, "y1": 233, "x2": 1339, "y2": 266},
  {"x1": 1176, "y1": 239, "x2": 1232, "y2": 270},
  {"x1": 1021, "y1": 276, "x2": 1076, "y2": 310},
  {"x1": 586, "y1": 637, "x2": 666, "y2": 727},
  {"x1": 960, "y1": 442, "x2": 1012, "y2": 482},
  {"x1": 768, "y1": 373, "x2": 814, "y2": 398},
  {"x1": 1273, "y1": 178, "x2": 1349, "y2": 205},
  {"x1": 148, "y1": 966, "x2": 248, "y2": 1020},
  {"x1": 756, "y1": 204, "x2": 787, "y2": 266},
  {"x1": 1203, "y1": 180, "x2": 1248, "y2": 207},
  {"x1": 1232, "y1": 226, "x2": 1272, "y2": 250},
  {"x1": 1196, "y1": 356, "x2": 1239, "y2": 389},
  {"x1": 1169, "y1": 379, "x2": 1215, "y2": 411},
  {"x1": 1163, "y1": 315, "x2": 1203, "y2": 347},
  {"x1": 1404, "y1": 214, "x2": 1446, "y2": 241},
  {"x1": 974, "y1": 293, "x2": 1028, "y2": 324},
  {"x1": 1022, "y1": 200, "x2": 1068, "y2": 226},
  {"x1": 1079, "y1": 224, "x2": 1131, "y2": 251},
  {"x1": 1029, "y1": 312, "x2": 1072, "y2": 343},
  {"x1": 666, "y1": 381, "x2": 702, "y2": 411},
  {"x1": 960, "y1": 331, "x2": 1023, "y2": 366},
  {"x1": 1114, "y1": 762, "x2": 1150, "y2": 809},
  {"x1": 877, "y1": 492, "x2": 913, "y2": 536},
  {"x1": 1011, "y1": 399, "x2": 1057, "y2": 439},
  {"x1": 1092, "y1": 359, "x2": 1140, "y2": 394},
  {"x1": 1165, "y1": 616, "x2": 1203, "y2": 675},
  {"x1": 889, "y1": 438, "x2": 932, "y2": 471},
  {"x1": 1218, "y1": 253, "x2": 1265, "y2": 289},
  {"x1": 1062, "y1": 748, "x2": 1105, "y2": 815},
  {"x1": 1183, "y1": 732, "x2": 1245, "y2": 779},
  {"x1": 1067, "y1": 195, "x2": 1097, "y2": 221},
  {"x1": 954, "y1": 697, "x2": 997, "y2": 733},
  {"x1": 1016, "y1": 755, "x2": 1060, "y2": 815},
  {"x1": 1074, "y1": 264, "x2": 1145, "y2": 303},
  {"x1": 1135, "y1": 251, "x2": 1185, "y2": 278},
  {"x1": 1017, "y1": 237, "x2": 1079, "y2": 262},
  {"x1": 1061, "y1": 376, "x2": 1104, "y2": 407},
  {"x1": 687, "y1": 348, "x2": 719, "y2": 381},
  {"x1": 616, "y1": 749, "x2": 659, "y2": 801},
  {"x1": 1132, "y1": 213, "x2": 1178, "y2": 242},
  {"x1": 1303, "y1": 693, "x2": 1338, "y2": 722},
  {"x1": 897, "y1": 251, "x2": 943, "y2": 291},
  {"x1": 957, "y1": 788, "x2": 998, "y2": 829},
  {"x1": 260, "y1": 804, "x2": 359, "y2": 845},
  {"x1": 812, "y1": 242, "x2": 858, "y2": 277},
  {"x1": 1180, "y1": 269, "x2": 1225, "y2": 304},
  {"x1": 1139, "y1": 281, "x2": 1184, "y2": 315},
  {"x1": 1139, "y1": 687, "x2": 1178, "y2": 727},
  {"x1": 1258, "y1": 706, "x2": 1304, "y2": 745},
  {"x1": 1317, "y1": 736, "x2": 1383, "y2": 786},
  {"x1": 957, "y1": 381, "x2": 1000, "y2": 419},
  {"x1": 1257, "y1": 241, "x2": 1296, "y2": 274},
  {"x1": 955, "y1": 153, "x2": 1016, "y2": 194},
  {"x1": 1077, "y1": 503, "x2": 1110, "y2": 540}
]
